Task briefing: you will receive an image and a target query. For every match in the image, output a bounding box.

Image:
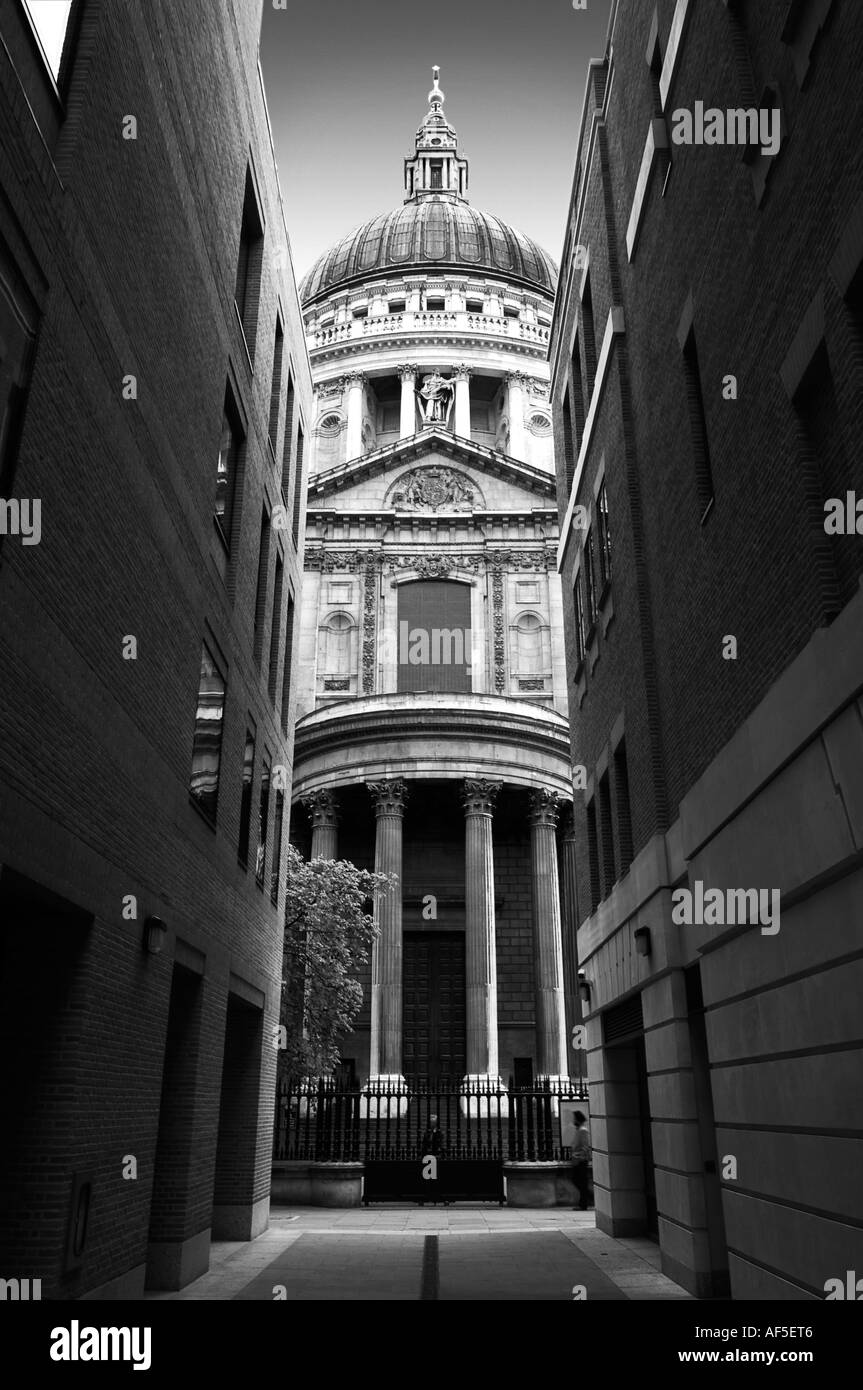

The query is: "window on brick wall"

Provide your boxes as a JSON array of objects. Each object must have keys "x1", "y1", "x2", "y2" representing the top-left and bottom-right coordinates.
[
  {"x1": 271, "y1": 790, "x2": 285, "y2": 906},
  {"x1": 614, "y1": 739, "x2": 634, "y2": 874},
  {"x1": 562, "y1": 390, "x2": 576, "y2": 492},
  {"x1": 281, "y1": 370, "x2": 295, "y2": 503},
  {"x1": 214, "y1": 393, "x2": 243, "y2": 551},
  {"x1": 237, "y1": 727, "x2": 256, "y2": 868},
  {"x1": 599, "y1": 771, "x2": 616, "y2": 896},
  {"x1": 189, "y1": 644, "x2": 226, "y2": 824},
  {"x1": 597, "y1": 481, "x2": 612, "y2": 593},
  {"x1": 255, "y1": 750, "x2": 272, "y2": 890},
  {"x1": 570, "y1": 338, "x2": 587, "y2": 451},
  {"x1": 681, "y1": 326, "x2": 715, "y2": 520},
  {"x1": 793, "y1": 342, "x2": 858, "y2": 609},
  {"x1": 581, "y1": 272, "x2": 598, "y2": 401},
  {"x1": 235, "y1": 167, "x2": 264, "y2": 362},
  {"x1": 268, "y1": 552, "x2": 284, "y2": 706},
  {"x1": 586, "y1": 797, "x2": 600, "y2": 912},
  {"x1": 573, "y1": 569, "x2": 586, "y2": 671},
  {"x1": 584, "y1": 530, "x2": 598, "y2": 634},
  {"x1": 781, "y1": 0, "x2": 834, "y2": 87},
  {"x1": 281, "y1": 594, "x2": 295, "y2": 734},
  {"x1": 292, "y1": 424, "x2": 305, "y2": 544},
  {"x1": 268, "y1": 316, "x2": 284, "y2": 458},
  {"x1": 253, "y1": 506, "x2": 271, "y2": 666},
  {"x1": 0, "y1": 241, "x2": 39, "y2": 546}
]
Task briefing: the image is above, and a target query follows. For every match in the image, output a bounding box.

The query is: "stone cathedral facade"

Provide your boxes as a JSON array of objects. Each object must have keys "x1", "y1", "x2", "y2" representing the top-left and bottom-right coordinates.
[{"x1": 291, "y1": 71, "x2": 577, "y2": 1091}]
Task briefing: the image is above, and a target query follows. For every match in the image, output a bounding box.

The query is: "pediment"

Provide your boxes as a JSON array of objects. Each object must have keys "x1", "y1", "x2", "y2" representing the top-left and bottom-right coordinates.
[{"x1": 307, "y1": 427, "x2": 555, "y2": 511}]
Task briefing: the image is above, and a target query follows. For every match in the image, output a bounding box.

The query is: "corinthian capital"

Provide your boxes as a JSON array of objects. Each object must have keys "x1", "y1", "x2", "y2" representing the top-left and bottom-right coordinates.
[
  {"x1": 300, "y1": 789, "x2": 339, "y2": 828},
  {"x1": 367, "y1": 778, "x2": 409, "y2": 816},
  {"x1": 463, "y1": 778, "x2": 502, "y2": 816},
  {"x1": 528, "y1": 788, "x2": 562, "y2": 827}
]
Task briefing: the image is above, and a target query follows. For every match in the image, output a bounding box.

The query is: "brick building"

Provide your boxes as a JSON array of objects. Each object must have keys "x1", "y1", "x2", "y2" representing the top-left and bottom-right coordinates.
[
  {"x1": 551, "y1": 0, "x2": 862, "y2": 1296},
  {"x1": 0, "y1": 1, "x2": 311, "y2": 1296}
]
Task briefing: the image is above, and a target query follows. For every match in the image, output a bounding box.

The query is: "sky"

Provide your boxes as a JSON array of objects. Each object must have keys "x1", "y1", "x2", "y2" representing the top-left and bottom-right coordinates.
[{"x1": 260, "y1": 0, "x2": 613, "y2": 282}]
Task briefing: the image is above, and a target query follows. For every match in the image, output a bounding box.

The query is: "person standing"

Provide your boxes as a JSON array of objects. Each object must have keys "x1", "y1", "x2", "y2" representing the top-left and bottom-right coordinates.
[{"x1": 572, "y1": 1109, "x2": 592, "y2": 1210}]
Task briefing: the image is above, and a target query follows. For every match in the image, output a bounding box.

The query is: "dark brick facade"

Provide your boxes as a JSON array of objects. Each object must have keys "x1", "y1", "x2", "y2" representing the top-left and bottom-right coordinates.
[
  {"x1": 552, "y1": 0, "x2": 863, "y2": 1298},
  {"x1": 0, "y1": 0, "x2": 311, "y2": 1297}
]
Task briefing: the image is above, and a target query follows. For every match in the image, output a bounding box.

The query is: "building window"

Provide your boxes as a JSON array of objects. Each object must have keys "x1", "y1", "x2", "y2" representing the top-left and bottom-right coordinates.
[
  {"x1": 235, "y1": 167, "x2": 264, "y2": 360},
  {"x1": 189, "y1": 644, "x2": 226, "y2": 824},
  {"x1": 793, "y1": 343, "x2": 856, "y2": 609},
  {"x1": 430, "y1": 161, "x2": 443, "y2": 189},
  {"x1": 292, "y1": 424, "x2": 305, "y2": 543},
  {"x1": 584, "y1": 530, "x2": 598, "y2": 632},
  {"x1": 586, "y1": 797, "x2": 601, "y2": 912},
  {"x1": 0, "y1": 243, "x2": 39, "y2": 522},
  {"x1": 581, "y1": 272, "x2": 598, "y2": 400},
  {"x1": 599, "y1": 771, "x2": 616, "y2": 895},
  {"x1": 597, "y1": 482, "x2": 612, "y2": 592},
  {"x1": 214, "y1": 400, "x2": 242, "y2": 550},
  {"x1": 352, "y1": 306, "x2": 368, "y2": 320},
  {"x1": 397, "y1": 579, "x2": 471, "y2": 693},
  {"x1": 614, "y1": 739, "x2": 634, "y2": 873},
  {"x1": 781, "y1": 0, "x2": 834, "y2": 87},
  {"x1": 255, "y1": 751, "x2": 272, "y2": 889},
  {"x1": 388, "y1": 299, "x2": 406, "y2": 314},
  {"x1": 253, "y1": 505, "x2": 271, "y2": 666},
  {"x1": 281, "y1": 595, "x2": 295, "y2": 734},
  {"x1": 282, "y1": 370, "x2": 295, "y2": 502},
  {"x1": 681, "y1": 326, "x2": 715, "y2": 519},
  {"x1": 426, "y1": 296, "x2": 445, "y2": 311},
  {"x1": 237, "y1": 728, "x2": 256, "y2": 868},
  {"x1": 570, "y1": 339, "x2": 587, "y2": 452},
  {"x1": 271, "y1": 790, "x2": 285, "y2": 906},
  {"x1": 268, "y1": 553, "x2": 284, "y2": 705},
  {"x1": 562, "y1": 391, "x2": 576, "y2": 491},
  {"x1": 573, "y1": 570, "x2": 586, "y2": 670},
  {"x1": 268, "y1": 316, "x2": 284, "y2": 457},
  {"x1": 21, "y1": 0, "x2": 75, "y2": 82},
  {"x1": 466, "y1": 298, "x2": 484, "y2": 314}
]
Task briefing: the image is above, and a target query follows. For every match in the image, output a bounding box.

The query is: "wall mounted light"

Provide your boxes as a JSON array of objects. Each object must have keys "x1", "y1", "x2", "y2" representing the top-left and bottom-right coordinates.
[
  {"x1": 634, "y1": 926, "x2": 652, "y2": 958},
  {"x1": 143, "y1": 915, "x2": 167, "y2": 955},
  {"x1": 577, "y1": 969, "x2": 591, "y2": 1004}
]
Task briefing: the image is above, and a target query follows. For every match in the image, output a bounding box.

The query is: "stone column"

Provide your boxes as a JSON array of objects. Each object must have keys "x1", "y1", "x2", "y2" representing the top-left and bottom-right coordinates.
[
  {"x1": 560, "y1": 805, "x2": 583, "y2": 1087},
  {"x1": 345, "y1": 372, "x2": 365, "y2": 460},
  {"x1": 528, "y1": 789, "x2": 569, "y2": 1083},
  {"x1": 301, "y1": 789, "x2": 339, "y2": 861},
  {"x1": 463, "y1": 779, "x2": 502, "y2": 1080},
  {"x1": 398, "y1": 364, "x2": 418, "y2": 438},
  {"x1": 366, "y1": 779, "x2": 408, "y2": 1083},
  {"x1": 506, "y1": 372, "x2": 527, "y2": 461},
  {"x1": 454, "y1": 365, "x2": 472, "y2": 439}
]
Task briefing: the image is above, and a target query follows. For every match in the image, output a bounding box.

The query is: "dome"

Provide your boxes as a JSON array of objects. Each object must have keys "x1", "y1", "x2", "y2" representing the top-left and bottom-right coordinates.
[{"x1": 300, "y1": 199, "x2": 558, "y2": 306}]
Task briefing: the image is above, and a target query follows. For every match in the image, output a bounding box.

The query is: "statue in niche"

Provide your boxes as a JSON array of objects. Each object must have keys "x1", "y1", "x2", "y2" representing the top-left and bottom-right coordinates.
[{"x1": 416, "y1": 371, "x2": 455, "y2": 427}]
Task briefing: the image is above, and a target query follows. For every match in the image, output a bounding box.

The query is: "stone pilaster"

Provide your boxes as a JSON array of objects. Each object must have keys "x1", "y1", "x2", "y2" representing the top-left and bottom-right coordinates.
[
  {"x1": 345, "y1": 372, "x2": 366, "y2": 460},
  {"x1": 528, "y1": 789, "x2": 568, "y2": 1081},
  {"x1": 301, "y1": 789, "x2": 339, "y2": 860},
  {"x1": 506, "y1": 372, "x2": 527, "y2": 461},
  {"x1": 366, "y1": 779, "x2": 409, "y2": 1081},
  {"x1": 398, "y1": 364, "x2": 418, "y2": 438},
  {"x1": 463, "y1": 778, "x2": 502, "y2": 1078},
  {"x1": 560, "y1": 804, "x2": 582, "y2": 1086},
  {"x1": 454, "y1": 364, "x2": 472, "y2": 439}
]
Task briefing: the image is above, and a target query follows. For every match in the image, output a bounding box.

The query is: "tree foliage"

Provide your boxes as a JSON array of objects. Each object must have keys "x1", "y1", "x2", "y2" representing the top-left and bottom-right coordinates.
[{"x1": 280, "y1": 843, "x2": 395, "y2": 1078}]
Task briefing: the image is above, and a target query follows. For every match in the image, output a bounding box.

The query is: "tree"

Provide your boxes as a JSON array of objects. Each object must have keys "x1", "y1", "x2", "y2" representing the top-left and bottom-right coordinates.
[{"x1": 279, "y1": 843, "x2": 395, "y2": 1079}]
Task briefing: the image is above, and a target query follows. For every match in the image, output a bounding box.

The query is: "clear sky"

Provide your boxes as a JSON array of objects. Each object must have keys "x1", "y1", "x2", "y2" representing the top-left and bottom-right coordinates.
[{"x1": 260, "y1": 0, "x2": 613, "y2": 282}]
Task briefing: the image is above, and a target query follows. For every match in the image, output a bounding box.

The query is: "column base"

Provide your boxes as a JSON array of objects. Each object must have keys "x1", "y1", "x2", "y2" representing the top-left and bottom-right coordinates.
[
  {"x1": 460, "y1": 1075, "x2": 509, "y2": 1118},
  {"x1": 359, "y1": 1075, "x2": 409, "y2": 1118}
]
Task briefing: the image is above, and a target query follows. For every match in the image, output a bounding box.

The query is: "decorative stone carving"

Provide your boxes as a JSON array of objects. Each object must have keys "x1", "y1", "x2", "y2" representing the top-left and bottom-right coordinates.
[
  {"x1": 490, "y1": 560, "x2": 506, "y2": 694},
  {"x1": 361, "y1": 552, "x2": 378, "y2": 694},
  {"x1": 388, "y1": 552, "x2": 483, "y2": 579},
  {"x1": 463, "y1": 778, "x2": 501, "y2": 815},
  {"x1": 301, "y1": 789, "x2": 340, "y2": 829},
  {"x1": 323, "y1": 678, "x2": 350, "y2": 691},
  {"x1": 454, "y1": 363, "x2": 473, "y2": 382},
  {"x1": 528, "y1": 788, "x2": 562, "y2": 827},
  {"x1": 388, "y1": 466, "x2": 481, "y2": 511},
  {"x1": 397, "y1": 363, "x2": 419, "y2": 382},
  {"x1": 366, "y1": 779, "x2": 410, "y2": 816},
  {"x1": 416, "y1": 371, "x2": 455, "y2": 426},
  {"x1": 518, "y1": 678, "x2": 545, "y2": 691}
]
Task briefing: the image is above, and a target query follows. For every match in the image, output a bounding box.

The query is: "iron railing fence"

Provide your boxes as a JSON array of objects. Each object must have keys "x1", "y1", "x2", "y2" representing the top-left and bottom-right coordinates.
[{"x1": 273, "y1": 1074, "x2": 590, "y2": 1163}]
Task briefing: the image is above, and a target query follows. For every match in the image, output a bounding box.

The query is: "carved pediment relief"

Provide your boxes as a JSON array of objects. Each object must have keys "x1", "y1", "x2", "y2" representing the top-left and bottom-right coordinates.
[{"x1": 387, "y1": 465, "x2": 484, "y2": 512}]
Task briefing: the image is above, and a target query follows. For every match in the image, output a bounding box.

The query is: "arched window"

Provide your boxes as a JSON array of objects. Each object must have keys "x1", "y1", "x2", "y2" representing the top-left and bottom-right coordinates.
[
  {"x1": 319, "y1": 613, "x2": 354, "y2": 676},
  {"x1": 397, "y1": 580, "x2": 471, "y2": 693},
  {"x1": 515, "y1": 612, "x2": 544, "y2": 674}
]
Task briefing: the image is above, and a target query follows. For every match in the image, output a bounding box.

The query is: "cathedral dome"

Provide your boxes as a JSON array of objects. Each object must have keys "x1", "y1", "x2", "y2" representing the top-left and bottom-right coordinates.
[{"x1": 300, "y1": 200, "x2": 558, "y2": 307}]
